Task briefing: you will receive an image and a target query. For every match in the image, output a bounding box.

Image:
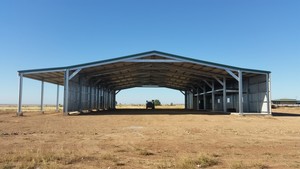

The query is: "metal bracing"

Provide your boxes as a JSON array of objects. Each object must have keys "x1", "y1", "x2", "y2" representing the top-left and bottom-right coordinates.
[
  {"x1": 238, "y1": 70, "x2": 243, "y2": 114},
  {"x1": 68, "y1": 68, "x2": 81, "y2": 80},
  {"x1": 56, "y1": 84, "x2": 59, "y2": 112},
  {"x1": 225, "y1": 69, "x2": 239, "y2": 81},
  {"x1": 213, "y1": 76, "x2": 224, "y2": 86},
  {"x1": 63, "y1": 69, "x2": 69, "y2": 115},
  {"x1": 17, "y1": 73, "x2": 23, "y2": 116},
  {"x1": 223, "y1": 77, "x2": 227, "y2": 113},
  {"x1": 115, "y1": 90, "x2": 121, "y2": 95},
  {"x1": 40, "y1": 81, "x2": 44, "y2": 113},
  {"x1": 204, "y1": 80, "x2": 212, "y2": 88}
]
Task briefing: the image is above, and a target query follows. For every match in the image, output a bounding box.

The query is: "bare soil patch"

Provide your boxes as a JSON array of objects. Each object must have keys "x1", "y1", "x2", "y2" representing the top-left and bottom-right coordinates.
[{"x1": 0, "y1": 107, "x2": 299, "y2": 168}]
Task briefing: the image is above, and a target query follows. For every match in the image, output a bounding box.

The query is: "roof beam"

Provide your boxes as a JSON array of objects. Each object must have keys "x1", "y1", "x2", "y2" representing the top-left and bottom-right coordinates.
[{"x1": 124, "y1": 59, "x2": 182, "y2": 63}]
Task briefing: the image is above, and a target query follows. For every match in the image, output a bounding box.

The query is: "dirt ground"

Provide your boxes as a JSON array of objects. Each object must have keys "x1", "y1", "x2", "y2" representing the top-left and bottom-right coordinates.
[{"x1": 0, "y1": 107, "x2": 300, "y2": 169}]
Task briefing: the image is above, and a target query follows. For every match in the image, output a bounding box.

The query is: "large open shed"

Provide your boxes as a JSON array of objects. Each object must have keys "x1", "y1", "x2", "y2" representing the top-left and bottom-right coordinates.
[{"x1": 17, "y1": 51, "x2": 271, "y2": 115}]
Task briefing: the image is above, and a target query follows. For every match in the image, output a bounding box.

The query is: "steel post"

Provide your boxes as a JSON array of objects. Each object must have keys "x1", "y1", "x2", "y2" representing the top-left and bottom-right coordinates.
[
  {"x1": 197, "y1": 88, "x2": 199, "y2": 110},
  {"x1": 238, "y1": 70, "x2": 243, "y2": 114},
  {"x1": 212, "y1": 81, "x2": 215, "y2": 112},
  {"x1": 266, "y1": 73, "x2": 271, "y2": 114},
  {"x1": 184, "y1": 91, "x2": 187, "y2": 109},
  {"x1": 56, "y1": 84, "x2": 59, "y2": 112},
  {"x1": 78, "y1": 76, "x2": 82, "y2": 111},
  {"x1": 40, "y1": 80, "x2": 44, "y2": 113},
  {"x1": 89, "y1": 86, "x2": 92, "y2": 110},
  {"x1": 17, "y1": 73, "x2": 23, "y2": 116},
  {"x1": 113, "y1": 91, "x2": 116, "y2": 109},
  {"x1": 63, "y1": 69, "x2": 69, "y2": 115},
  {"x1": 223, "y1": 77, "x2": 227, "y2": 112},
  {"x1": 203, "y1": 86, "x2": 206, "y2": 110}
]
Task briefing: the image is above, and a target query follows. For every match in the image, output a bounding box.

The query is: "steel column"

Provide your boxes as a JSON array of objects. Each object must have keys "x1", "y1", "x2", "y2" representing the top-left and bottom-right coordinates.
[
  {"x1": 89, "y1": 86, "x2": 92, "y2": 110},
  {"x1": 223, "y1": 77, "x2": 227, "y2": 112},
  {"x1": 111, "y1": 91, "x2": 113, "y2": 109},
  {"x1": 40, "y1": 81, "x2": 44, "y2": 113},
  {"x1": 266, "y1": 73, "x2": 271, "y2": 114},
  {"x1": 197, "y1": 88, "x2": 199, "y2": 110},
  {"x1": 212, "y1": 81, "x2": 215, "y2": 112},
  {"x1": 113, "y1": 91, "x2": 116, "y2": 109},
  {"x1": 104, "y1": 89, "x2": 106, "y2": 110},
  {"x1": 203, "y1": 86, "x2": 206, "y2": 110},
  {"x1": 17, "y1": 73, "x2": 23, "y2": 116},
  {"x1": 96, "y1": 86, "x2": 99, "y2": 110},
  {"x1": 56, "y1": 84, "x2": 59, "y2": 112},
  {"x1": 190, "y1": 90, "x2": 193, "y2": 109},
  {"x1": 101, "y1": 88, "x2": 104, "y2": 110},
  {"x1": 238, "y1": 70, "x2": 243, "y2": 114},
  {"x1": 78, "y1": 76, "x2": 82, "y2": 111},
  {"x1": 63, "y1": 69, "x2": 69, "y2": 115},
  {"x1": 184, "y1": 91, "x2": 187, "y2": 109}
]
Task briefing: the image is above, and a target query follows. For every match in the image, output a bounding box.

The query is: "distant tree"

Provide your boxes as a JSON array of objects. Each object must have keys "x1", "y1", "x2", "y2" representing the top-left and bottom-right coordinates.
[
  {"x1": 154, "y1": 99, "x2": 161, "y2": 106},
  {"x1": 170, "y1": 102, "x2": 174, "y2": 106}
]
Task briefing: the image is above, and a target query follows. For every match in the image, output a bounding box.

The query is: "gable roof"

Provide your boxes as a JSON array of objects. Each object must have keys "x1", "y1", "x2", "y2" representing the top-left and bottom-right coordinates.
[
  {"x1": 19, "y1": 50, "x2": 270, "y2": 74},
  {"x1": 18, "y1": 51, "x2": 270, "y2": 90}
]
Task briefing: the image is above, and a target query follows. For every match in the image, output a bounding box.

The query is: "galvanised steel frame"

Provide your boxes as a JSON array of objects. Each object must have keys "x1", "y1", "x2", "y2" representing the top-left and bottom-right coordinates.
[{"x1": 17, "y1": 51, "x2": 271, "y2": 116}]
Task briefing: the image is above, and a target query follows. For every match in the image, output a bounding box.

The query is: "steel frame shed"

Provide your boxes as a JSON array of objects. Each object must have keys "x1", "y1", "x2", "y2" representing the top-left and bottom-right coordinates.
[{"x1": 17, "y1": 51, "x2": 271, "y2": 115}]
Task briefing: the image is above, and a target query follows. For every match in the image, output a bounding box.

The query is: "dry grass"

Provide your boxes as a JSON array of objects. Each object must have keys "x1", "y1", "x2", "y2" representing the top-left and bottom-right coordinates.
[
  {"x1": 231, "y1": 161, "x2": 269, "y2": 169},
  {"x1": 0, "y1": 148, "x2": 98, "y2": 169},
  {"x1": 176, "y1": 155, "x2": 219, "y2": 168},
  {"x1": 0, "y1": 106, "x2": 300, "y2": 168}
]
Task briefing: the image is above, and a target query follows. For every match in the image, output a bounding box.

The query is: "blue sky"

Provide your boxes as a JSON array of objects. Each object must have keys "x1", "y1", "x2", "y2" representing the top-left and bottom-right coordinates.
[{"x1": 0, "y1": 0, "x2": 299, "y2": 105}]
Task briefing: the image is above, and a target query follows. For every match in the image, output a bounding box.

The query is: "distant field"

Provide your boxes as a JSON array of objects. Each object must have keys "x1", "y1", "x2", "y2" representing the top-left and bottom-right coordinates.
[
  {"x1": 116, "y1": 104, "x2": 184, "y2": 109},
  {"x1": 0, "y1": 105, "x2": 61, "y2": 112},
  {"x1": 0, "y1": 104, "x2": 184, "y2": 112}
]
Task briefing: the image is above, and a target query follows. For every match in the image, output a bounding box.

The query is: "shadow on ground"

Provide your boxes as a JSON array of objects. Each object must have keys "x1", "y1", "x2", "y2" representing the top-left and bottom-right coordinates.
[
  {"x1": 77, "y1": 109, "x2": 231, "y2": 116},
  {"x1": 272, "y1": 112, "x2": 300, "y2": 117}
]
